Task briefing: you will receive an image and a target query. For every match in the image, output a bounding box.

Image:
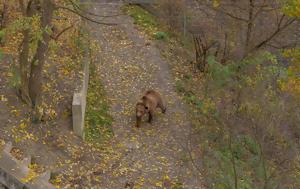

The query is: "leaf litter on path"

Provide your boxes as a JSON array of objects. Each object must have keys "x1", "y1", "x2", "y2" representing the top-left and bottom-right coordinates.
[{"x1": 85, "y1": 1, "x2": 205, "y2": 188}]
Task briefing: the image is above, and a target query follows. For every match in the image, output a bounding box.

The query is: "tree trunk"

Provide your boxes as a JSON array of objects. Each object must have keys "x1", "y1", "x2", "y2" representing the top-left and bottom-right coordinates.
[
  {"x1": 18, "y1": 0, "x2": 34, "y2": 105},
  {"x1": 0, "y1": 0, "x2": 8, "y2": 29},
  {"x1": 29, "y1": 0, "x2": 54, "y2": 108},
  {"x1": 18, "y1": 29, "x2": 31, "y2": 104},
  {"x1": 244, "y1": 0, "x2": 254, "y2": 57}
]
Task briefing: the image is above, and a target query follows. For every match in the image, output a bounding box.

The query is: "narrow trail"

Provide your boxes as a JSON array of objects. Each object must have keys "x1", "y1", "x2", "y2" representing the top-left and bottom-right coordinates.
[{"x1": 87, "y1": 1, "x2": 204, "y2": 188}]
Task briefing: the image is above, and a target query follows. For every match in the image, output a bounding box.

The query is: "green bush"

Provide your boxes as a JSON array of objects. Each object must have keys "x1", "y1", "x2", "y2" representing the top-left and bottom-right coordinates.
[{"x1": 154, "y1": 31, "x2": 168, "y2": 40}]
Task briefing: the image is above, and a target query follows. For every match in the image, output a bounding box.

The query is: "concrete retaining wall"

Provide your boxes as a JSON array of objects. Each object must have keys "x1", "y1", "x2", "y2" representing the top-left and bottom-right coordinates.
[
  {"x1": 0, "y1": 142, "x2": 56, "y2": 189},
  {"x1": 72, "y1": 52, "x2": 90, "y2": 138}
]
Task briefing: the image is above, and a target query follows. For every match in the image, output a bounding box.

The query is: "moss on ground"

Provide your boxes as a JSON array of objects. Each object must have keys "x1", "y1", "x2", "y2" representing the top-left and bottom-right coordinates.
[
  {"x1": 122, "y1": 4, "x2": 168, "y2": 40},
  {"x1": 84, "y1": 63, "x2": 113, "y2": 144}
]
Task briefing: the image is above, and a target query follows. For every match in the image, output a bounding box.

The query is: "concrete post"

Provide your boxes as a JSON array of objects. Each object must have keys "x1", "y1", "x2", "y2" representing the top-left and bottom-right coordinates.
[
  {"x1": 72, "y1": 92, "x2": 84, "y2": 137},
  {"x1": 72, "y1": 50, "x2": 90, "y2": 138}
]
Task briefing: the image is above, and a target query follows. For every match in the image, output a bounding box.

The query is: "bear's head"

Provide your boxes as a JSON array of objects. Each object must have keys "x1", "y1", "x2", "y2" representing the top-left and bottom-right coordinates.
[{"x1": 136, "y1": 102, "x2": 148, "y2": 117}]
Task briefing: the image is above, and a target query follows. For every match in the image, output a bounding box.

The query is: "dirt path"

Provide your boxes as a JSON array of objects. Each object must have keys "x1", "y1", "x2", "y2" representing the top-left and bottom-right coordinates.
[{"x1": 87, "y1": 0, "x2": 204, "y2": 188}]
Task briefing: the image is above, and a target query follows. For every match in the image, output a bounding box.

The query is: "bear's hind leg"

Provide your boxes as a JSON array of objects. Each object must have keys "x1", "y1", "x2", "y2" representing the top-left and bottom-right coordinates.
[{"x1": 158, "y1": 101, "x2": 166, "y2": 114}]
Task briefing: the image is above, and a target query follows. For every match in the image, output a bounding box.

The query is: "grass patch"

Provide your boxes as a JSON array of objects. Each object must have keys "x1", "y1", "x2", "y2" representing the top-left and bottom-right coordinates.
[
  {"x1": 122, "y1": 4, "x2": 196, "y2": 52},
  {"x1": 154, "y1": 31, "x2": 168, "y2": 40},
  {"x1": 122, "y1": 4, "x2": 168, "y2": 40},
  {"x1": 8, "y1": 64, "x2": 20, "y2": 89},
  {"x1": 84, "y1": 63, "x2": 113, "y2": 144}
]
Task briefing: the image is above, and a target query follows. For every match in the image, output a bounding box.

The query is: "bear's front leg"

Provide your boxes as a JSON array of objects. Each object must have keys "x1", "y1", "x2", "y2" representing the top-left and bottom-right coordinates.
[
  {"x1": 136, "y1": 116, "x2": 141, "y2": 127},
  {"x1": 148, "y1": 112, "x2": 153, "y2": 123}
]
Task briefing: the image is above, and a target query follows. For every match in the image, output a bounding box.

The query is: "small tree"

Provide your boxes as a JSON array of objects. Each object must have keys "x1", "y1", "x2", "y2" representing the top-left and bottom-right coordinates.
[
  {"x1": 192, "y1": 31, "x2": 220, "y2": 72},
  {"x1": 2, "y1": 0, "x2": 116, "y2": 121}
]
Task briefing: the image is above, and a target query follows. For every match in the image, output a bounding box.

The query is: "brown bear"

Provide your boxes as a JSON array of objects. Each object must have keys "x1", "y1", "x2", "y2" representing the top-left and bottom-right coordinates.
[{"x1": 136, "y1": 90, "x2": 166, "y2": 127}]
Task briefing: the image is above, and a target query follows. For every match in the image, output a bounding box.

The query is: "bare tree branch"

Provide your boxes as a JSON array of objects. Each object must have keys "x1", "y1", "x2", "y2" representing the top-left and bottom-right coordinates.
[
  {"x1": 215, "y1": 8, "x2": 249, "y2": 22},
  {"x1": 222, "y1": 2, "x2": 248, "y2": 11},
  {"x1": 56, "y1": 6, "x2": 117, "y2": 25},
  {"x1": 266, "y1": 41, "x2": 299, "y2": 50},
  {"x1": 252, "y1": 16, "x2": 296, "y2": 51},
  {"x1": 67, "y1": 0, "x2": 124, "y2": 18},
  {"x1": 51, "y1": 24, "x2": 74, "y2": 40}
]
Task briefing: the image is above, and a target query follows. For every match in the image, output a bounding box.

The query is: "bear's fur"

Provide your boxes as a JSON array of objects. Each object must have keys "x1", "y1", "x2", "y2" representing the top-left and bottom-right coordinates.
[{"x1": 136, "y1": 90, "x2": 166, "y2": 127}]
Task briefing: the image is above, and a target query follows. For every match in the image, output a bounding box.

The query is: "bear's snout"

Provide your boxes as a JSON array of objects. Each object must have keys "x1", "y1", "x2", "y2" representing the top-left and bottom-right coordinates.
[{"x1": 136, "y1": 112, "x2": 142, "y2": 117}]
